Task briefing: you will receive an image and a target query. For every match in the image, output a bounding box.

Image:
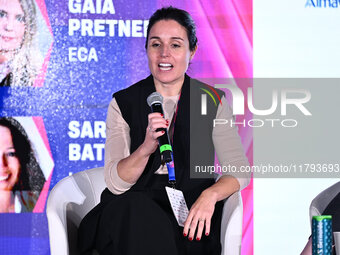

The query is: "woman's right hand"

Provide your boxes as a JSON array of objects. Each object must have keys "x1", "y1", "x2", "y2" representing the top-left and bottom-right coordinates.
[
  {"x1": 141, "y1": 113, "x2": 169, "y2": 156},
  {"x1": 115, "y1": 113, "x2": 169, "y2": 185}
]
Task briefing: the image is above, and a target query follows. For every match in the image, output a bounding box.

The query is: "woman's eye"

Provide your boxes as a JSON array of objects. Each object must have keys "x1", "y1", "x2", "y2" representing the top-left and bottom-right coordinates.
[
  {"x1": 151, "y1": 43, "x2": 160, "y2": 48},
  {"x1": 6, "y1": 151, "x2": 17, "y2": 157},
  {"x1": 172, "y1": 44, "x2": 180, "y2": 48},
  {"x1": 16, "y1": 15, "x2": 25, "y2": 23},
  {"x1": 0, "y1": 10, "x2": 6, "y2": 18}
]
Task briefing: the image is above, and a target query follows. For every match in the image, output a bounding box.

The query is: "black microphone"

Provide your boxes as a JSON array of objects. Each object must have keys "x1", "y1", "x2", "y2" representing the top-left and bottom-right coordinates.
[{"x1": 147, "y1": 92, "x2": 173, "y2": 163}]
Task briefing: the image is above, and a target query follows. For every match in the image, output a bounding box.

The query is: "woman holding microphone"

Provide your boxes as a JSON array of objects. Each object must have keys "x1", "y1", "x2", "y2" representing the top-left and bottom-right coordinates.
[{"x1": 79, "y1": 6, "x2": 249, "y2": 255}]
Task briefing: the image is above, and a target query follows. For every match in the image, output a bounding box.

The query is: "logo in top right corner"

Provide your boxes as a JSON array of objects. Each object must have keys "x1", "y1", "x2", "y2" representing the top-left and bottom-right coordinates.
[{"x1": 305, "y1": 0, "x2": 340, "y2": 8}]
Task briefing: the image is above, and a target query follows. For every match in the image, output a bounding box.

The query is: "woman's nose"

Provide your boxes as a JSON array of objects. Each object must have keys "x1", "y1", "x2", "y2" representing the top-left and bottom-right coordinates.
[
  {"x1": 4, "y1": 17, "x2": 14, "y2": 31},
  {"x1": 0, "y1": 154, "x2": 8, "y2": 169},
  {"x1": 160, "y1": 45, "x2": 170, "y2": 57}
]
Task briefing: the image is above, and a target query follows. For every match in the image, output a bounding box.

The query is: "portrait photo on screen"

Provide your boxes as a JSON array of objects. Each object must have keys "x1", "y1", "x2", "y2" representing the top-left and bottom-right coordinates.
[
  {"x1": 0, "y1": 117, "x2": 54, "y2": 213},
  {"x1": 0, "y1": 0, "x2": 52, "y2": 87}
]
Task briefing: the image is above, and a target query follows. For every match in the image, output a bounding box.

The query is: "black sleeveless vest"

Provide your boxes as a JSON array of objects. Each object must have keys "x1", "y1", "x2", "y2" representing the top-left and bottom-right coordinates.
[{"x1": 114, "y1": 74, "x2": 224, "y2": 208}]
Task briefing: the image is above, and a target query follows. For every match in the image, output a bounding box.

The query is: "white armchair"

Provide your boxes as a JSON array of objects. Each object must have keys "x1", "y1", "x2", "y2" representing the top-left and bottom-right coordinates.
[{"x1": 46, "y1": 167, "x2": 243, "y2": 255}]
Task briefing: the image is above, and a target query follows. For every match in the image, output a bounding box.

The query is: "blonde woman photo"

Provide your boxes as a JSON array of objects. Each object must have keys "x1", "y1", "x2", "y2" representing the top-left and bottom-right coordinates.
[{"x1": 0, "y1": 0, "x2": 42, "y2": 87}]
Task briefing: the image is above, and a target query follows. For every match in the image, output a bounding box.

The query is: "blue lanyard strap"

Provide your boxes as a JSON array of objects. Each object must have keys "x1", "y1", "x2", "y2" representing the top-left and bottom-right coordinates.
[{"x1": 166, "y1": 156, "x2": 176, "y2": 188}]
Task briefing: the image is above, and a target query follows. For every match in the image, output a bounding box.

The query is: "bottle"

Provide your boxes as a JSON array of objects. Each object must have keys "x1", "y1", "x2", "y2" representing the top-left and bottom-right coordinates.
[{"x1": 312, "y1": 215, "x2": 332, "y2": 255}]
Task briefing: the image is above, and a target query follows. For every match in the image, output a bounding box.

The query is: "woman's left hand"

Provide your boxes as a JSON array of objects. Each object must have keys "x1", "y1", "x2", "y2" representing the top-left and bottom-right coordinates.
[{"x1": 183, "y1": 189, "x2": 218, "y2": 241}]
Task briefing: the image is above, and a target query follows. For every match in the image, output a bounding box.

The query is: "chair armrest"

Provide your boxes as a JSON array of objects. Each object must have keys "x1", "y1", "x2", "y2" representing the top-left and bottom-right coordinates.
[
  {"x1": 46, "y1": 176, "x2": 86, "y2": 255},
  {"x1": 220, "y1": 191, "x2": 243, "y2": 255}
]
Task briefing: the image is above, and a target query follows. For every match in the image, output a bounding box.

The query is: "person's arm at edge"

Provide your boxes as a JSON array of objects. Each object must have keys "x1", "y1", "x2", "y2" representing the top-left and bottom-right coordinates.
[{"x1": 300, "y1": 237, "x2": 312, "y2": 255}]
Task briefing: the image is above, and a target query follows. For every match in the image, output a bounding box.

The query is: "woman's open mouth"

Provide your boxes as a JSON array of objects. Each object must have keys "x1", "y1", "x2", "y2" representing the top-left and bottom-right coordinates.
[
  {"x1": 158, "y1": 63, "x2": 173, "y2": 71},
  {"x1": 0, "y1": 174, "x2": 9, "y2": 182}
]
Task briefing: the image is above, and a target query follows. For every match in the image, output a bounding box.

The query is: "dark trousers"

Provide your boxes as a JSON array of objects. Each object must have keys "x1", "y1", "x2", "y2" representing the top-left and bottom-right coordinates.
[{"x1": 79, "y1": 188, "x2": 222, "y2": 255}]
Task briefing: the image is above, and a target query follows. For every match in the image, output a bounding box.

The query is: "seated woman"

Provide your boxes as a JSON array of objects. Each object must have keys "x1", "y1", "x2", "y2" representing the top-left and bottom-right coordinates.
[
  {"x1": 78, "y1": 6, "x2": 250, "y2": 255},
  {"x1": 0, "y1": 117, "x2": 46, "y2": 212}
]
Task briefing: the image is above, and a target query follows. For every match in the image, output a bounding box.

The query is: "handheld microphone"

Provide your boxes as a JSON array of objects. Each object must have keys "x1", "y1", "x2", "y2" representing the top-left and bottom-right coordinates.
[{"x1": 147, "y1": 92, "x2": 173, "y2": 163}]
